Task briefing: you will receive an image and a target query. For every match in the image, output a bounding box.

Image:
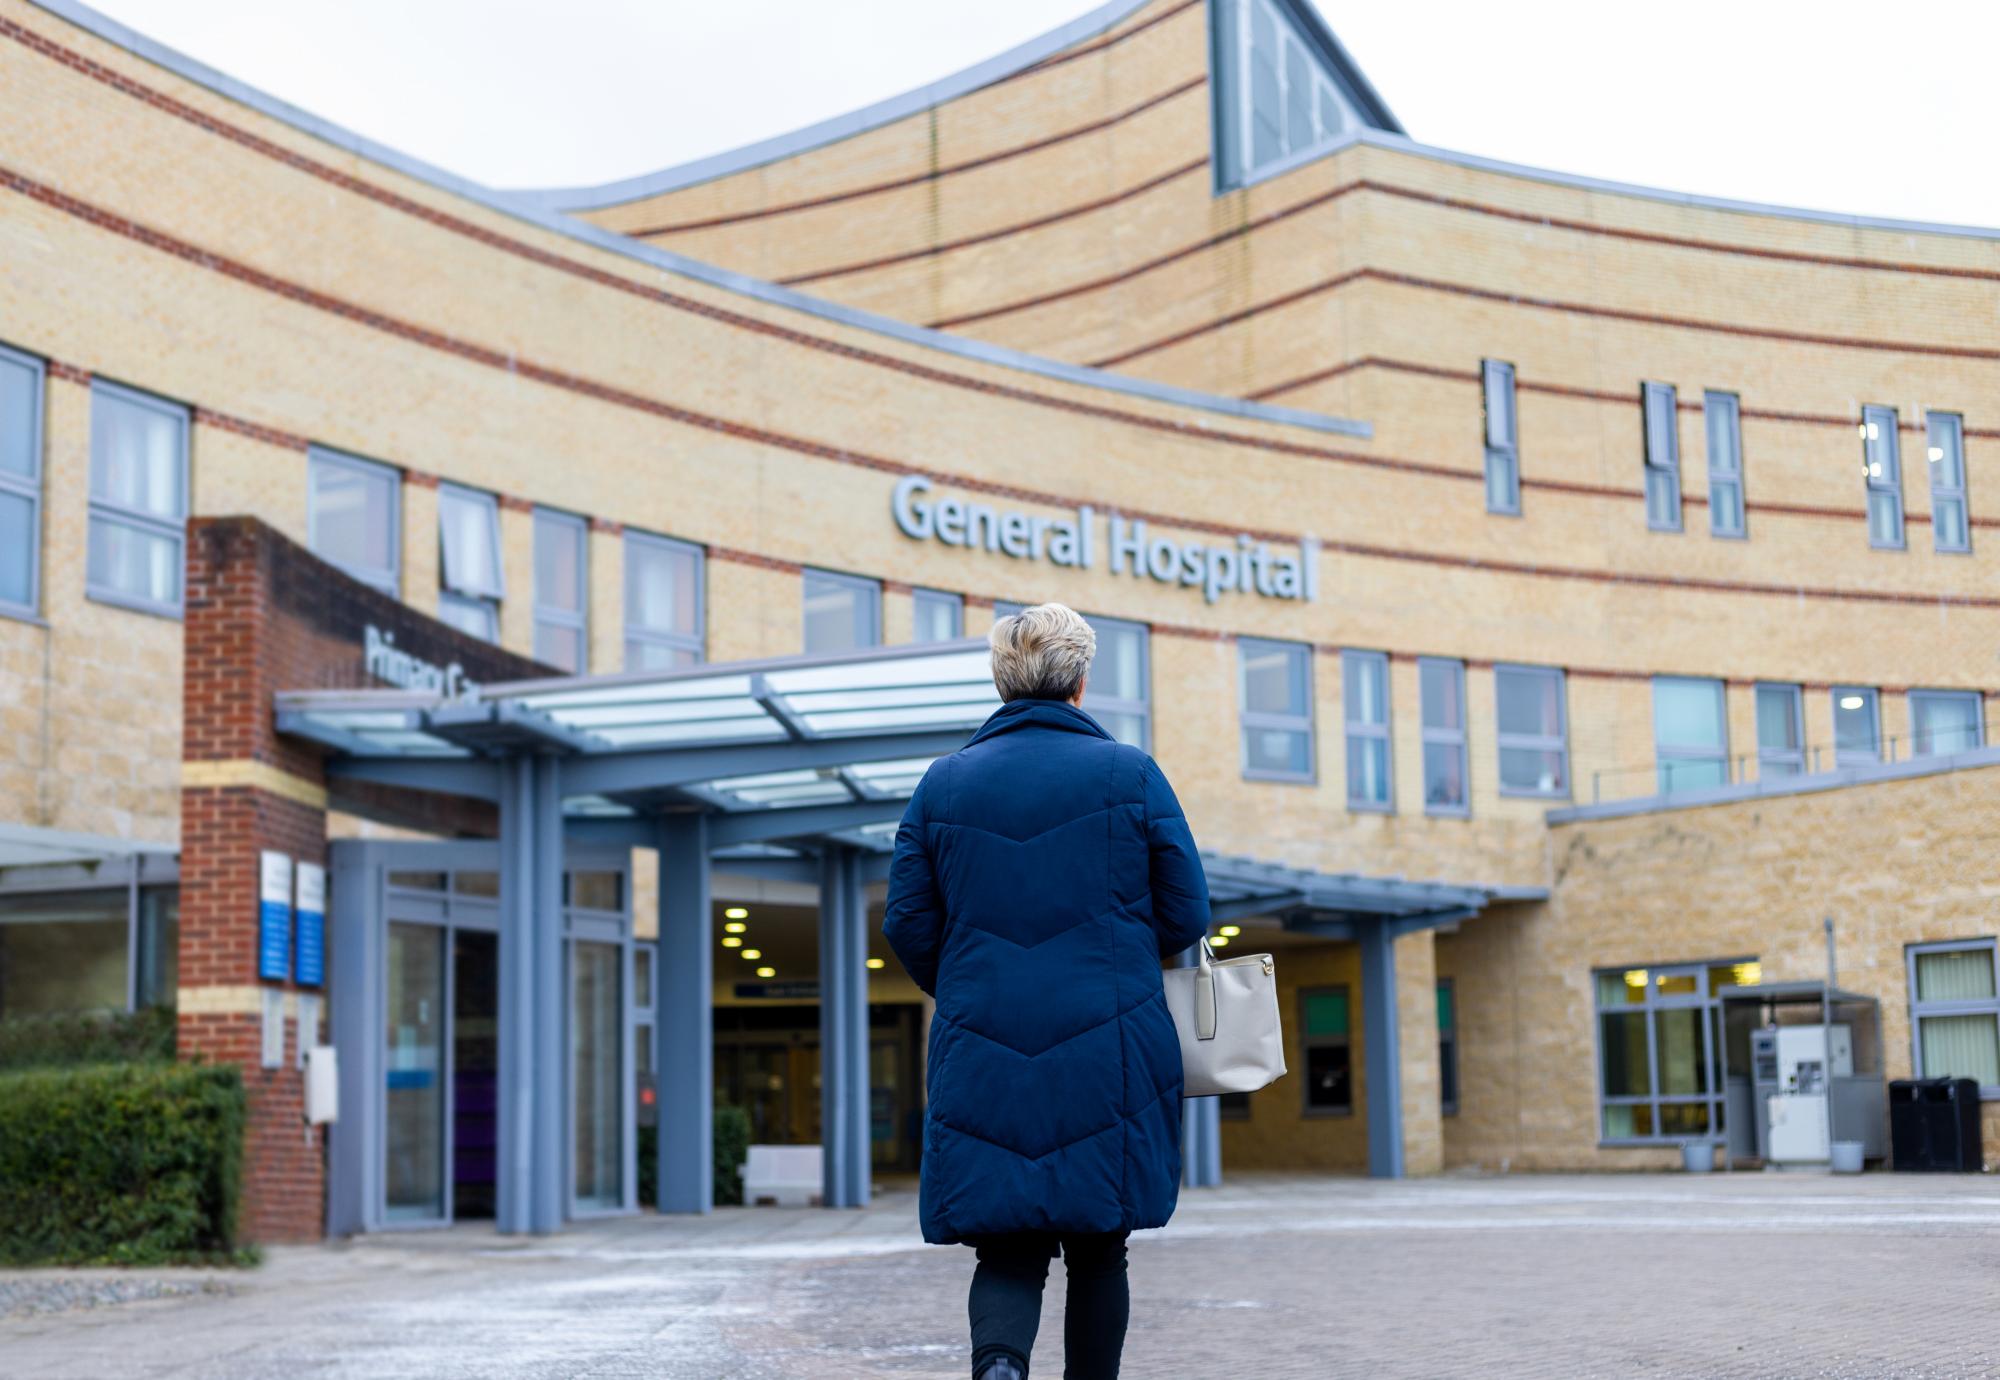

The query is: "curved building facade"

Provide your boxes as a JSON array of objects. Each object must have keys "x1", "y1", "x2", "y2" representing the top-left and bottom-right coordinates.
[{"x1": 2, "y1": 0, "x2": 1997, "y2": 1238}]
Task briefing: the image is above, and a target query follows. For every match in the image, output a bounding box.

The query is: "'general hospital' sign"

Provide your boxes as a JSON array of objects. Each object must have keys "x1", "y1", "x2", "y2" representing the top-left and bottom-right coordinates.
[{"x1": 891, "y1": 476, "x2": 1318, "y2": 605}]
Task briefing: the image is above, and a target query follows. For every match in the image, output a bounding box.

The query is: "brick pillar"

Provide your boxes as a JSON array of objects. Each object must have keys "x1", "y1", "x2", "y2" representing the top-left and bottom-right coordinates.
[
  {"x1": 1394, "y1": 928, "x2": 1445, "y2": 1176},
  {"x1": 180, "y1": 519, "x2": 331, "y2": 1244}
]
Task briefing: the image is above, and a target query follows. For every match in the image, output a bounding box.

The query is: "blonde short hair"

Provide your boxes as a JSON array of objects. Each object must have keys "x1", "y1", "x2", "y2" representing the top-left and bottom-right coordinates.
[{"x1": 989, "y1": 602, "x2": 1096, "y2": 703}]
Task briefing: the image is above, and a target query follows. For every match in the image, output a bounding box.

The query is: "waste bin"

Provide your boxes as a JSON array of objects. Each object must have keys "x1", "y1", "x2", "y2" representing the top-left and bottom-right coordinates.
[{"x1": 1889, "y1": 1078, "x2": 1982, "y2": 1171}]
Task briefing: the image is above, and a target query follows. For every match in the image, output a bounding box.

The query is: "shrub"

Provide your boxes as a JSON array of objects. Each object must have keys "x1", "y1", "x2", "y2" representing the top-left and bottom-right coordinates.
[
  {"x1": 0, "y1": 1005, "x2": 176, "y2": 1071},
  {"x1": 0, "y1": 1062, "x2": 244, "y2": 1264},
  {"x1": 635, "y1": 1103, "x2": 754, "y2": 1208}
]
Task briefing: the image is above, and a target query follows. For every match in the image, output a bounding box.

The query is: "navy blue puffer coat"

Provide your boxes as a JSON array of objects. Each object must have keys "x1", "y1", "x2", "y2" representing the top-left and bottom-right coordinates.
[{"x1": 883, "y1": 698, "x2": 1211, "y2": 1244}]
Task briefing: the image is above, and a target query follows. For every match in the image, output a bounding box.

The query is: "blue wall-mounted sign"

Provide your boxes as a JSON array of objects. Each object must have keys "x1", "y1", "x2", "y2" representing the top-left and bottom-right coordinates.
[
  {"x1": 294, "y1": 861, "x2": 326, "y2": 987},
  {"x1": 257, "y1": 851, "x2": 293, "y2": 983}
]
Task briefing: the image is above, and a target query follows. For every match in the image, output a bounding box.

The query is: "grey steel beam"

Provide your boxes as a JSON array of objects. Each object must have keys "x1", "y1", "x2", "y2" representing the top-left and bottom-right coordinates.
[
  {"x1": 1170, "y1": 945, "x2": 1223, "y2": 1188},
  {"x1": 326, "y1": 757, "x2": 502, "y2": 802},
  {"x1": 564, "y1": 730, "x2": 969, "y2": 797},
  {"x1": 498, "y1": 756, "x2": 568, "y2": 1235},
  {"x1": 1209, "y1": 891, "x2": 1307, "y2": 925},
  {"x1": 1357, "y1": 917, "x2": 1403, "y2": 1179},
  {"x1": 563, "y1": 816, "x2": 658, "y2": 849},
  {"x1": 529, "y1": 757, "x2": 565, "y2": 1234},
  {"x1": 749, "y1": 673, "x2": 815, "y2": 742},
  {"x1": 818, "y1": 847, "x2": 871, "y2": 1208},
  {"x1": 711, "y1": 856, "x2": 822, "y2": 887},
  {"x1": 710, "y1": 799, "x2": 904, "y2": 849},
  {"x1": 657, "y1": 814, "x2": 714, "y2": 1214}
]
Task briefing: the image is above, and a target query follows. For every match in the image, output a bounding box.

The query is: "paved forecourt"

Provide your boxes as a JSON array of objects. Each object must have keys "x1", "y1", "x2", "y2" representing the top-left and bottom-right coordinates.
[{"x1": 8, "y1": 1172, "x2": 2000, "y2": 1378}]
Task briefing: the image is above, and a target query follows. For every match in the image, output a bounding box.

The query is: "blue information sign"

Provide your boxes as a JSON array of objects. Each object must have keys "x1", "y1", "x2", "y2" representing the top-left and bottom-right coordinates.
[
  {"x1": 294, "y1": 861, "x2": 326, "y2": 988},
  {"x1": 257, "y1": 851, "x2": 293, "y2": 983}
]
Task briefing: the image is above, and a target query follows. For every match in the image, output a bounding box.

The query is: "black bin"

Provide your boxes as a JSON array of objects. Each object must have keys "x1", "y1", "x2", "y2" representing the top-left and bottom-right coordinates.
[{"x1": 1889, "y1": 1078, "x2": 1982, "y2": 1172}]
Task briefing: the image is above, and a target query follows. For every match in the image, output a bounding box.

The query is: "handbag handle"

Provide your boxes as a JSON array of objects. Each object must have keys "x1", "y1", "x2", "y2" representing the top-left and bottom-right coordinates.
[{"x1": 1194, "y1": 936, "x2": 1217, "y2": 1042}]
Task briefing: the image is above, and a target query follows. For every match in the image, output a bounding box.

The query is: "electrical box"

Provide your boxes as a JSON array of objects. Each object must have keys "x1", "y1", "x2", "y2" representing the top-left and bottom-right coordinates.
[{"x1": 304, "y1": 1045, "x2": 339, "y2": 1125}]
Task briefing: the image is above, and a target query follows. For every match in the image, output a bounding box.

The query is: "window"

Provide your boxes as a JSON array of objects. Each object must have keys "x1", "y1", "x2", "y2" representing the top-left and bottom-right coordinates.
[
  {"x1": 0, "y1": 885, "x2": 178, "y2": 1017},
  {"x1": 1342, "y1": 650, "x2": 1392, "y2": 810},
  {"x1": 1861, "y1": 405, "x2": 1904, "y2": 549},
  {"x1": 1082, "y1": 615, "x2": 1150, "y2": 749},
  {"x1": 1653, "y1": 676, "x2": 1728, "y2": 793},
  {"x1": 1420, "y1": 658, "x2": 1468, "y2": 815},
  {"x1": 1754, "y1": 683, "x2": 1805, "y2": 778},
  {"x1": 1927, "y1": 412, "x2": 1970, "y2": 554},
  {"x1": 802, "y1": 568, "x2": 881, "y2": 655},
  {"x1": 1482, "y1": 359, "x2": 1519, "y2": 515},
  {"x1": 1908, "y1": 941, "x2": 2000, "y2": 1095},
  {"x1": 1832, "y1": 686, "x2": 1880, "y2": 766},
  {"x1": 532, "y1": 508, "x2": 588, "y2": 673},
  {"x1": 1642, "y1": 382, "x2": 1682, "y2": 531},
  {"x1": 436, "y1": 483, "x2": 503, "y2": 641},
  {"x1": 911, "y1": 588, "x2": 963, "y2": 643},
  {"x1": 1438, "y1": 979, "x2": 1458, "y2": 1116},
  {"x1": 1495, "y1": 665, "x2": 1568, "y2": 797},
  {"x1": 1595, "y1": 961, "x2": 1756, "y2": 1143},
  {"x1": 1299, "y1": 986, "x2": 1351, "y2": 1115},
  {"x1": 1214, "y1": 0, "x2": 1358, "y2": 187},
  {"x1": 624, "y1": 531, "x2": 704, "y2": 670},
  {"x1": 307, "y1": 448, "x2": 399, "y2": 595},
  {"x1": 1240, "y1": 637, "x2": 1314, "y2": 781},
  {"x1": 1218, "y1": 1090, "x2": 1252, "y2": 1121},
  {"x1": 1910, "y1": 690, "x2": 1983, "y2": 757},
  {"x1": 1705, "y1": 390, "x2": 1745, "y2": 539},
  {"x1": 0, "y1": 344, "x2": 44, "y2": 618},
  {"x1": 88, "y1": 380, "x2": 189, "y2": 615}
]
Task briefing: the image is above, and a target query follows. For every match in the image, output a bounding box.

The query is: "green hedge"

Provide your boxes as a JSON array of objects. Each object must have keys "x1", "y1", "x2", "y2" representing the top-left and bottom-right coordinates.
[
  {"x1": 0, "y1": 1005, "x2": 176, "y2": 1071},
  {"x1": 637, "y1": 1103, "x2": 753, "y2": 1208},
  {"x1": 0, "y1": 1062, "x2": 244, "y2": 1264}
]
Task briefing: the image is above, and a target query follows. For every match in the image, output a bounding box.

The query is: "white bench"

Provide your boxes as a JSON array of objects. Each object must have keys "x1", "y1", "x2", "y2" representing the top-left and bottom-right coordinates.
[{"x1": 744, "y1": 1144, "x2": 823, "y2": 1206}]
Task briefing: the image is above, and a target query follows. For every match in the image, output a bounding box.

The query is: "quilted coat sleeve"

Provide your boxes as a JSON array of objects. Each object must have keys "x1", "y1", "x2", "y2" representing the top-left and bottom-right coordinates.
[
  {"x1": 882, "y1": 770, "x2": 945, "y2": 996},
  {"x1": 1141, "y1": 755, "x2": 1211, "y2": 956}
]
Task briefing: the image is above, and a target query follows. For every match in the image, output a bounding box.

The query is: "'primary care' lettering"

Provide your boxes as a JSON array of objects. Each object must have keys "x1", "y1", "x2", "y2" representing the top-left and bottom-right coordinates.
[{"x1": 891, "y1": 475, "x2": 1317, "y2": 605}]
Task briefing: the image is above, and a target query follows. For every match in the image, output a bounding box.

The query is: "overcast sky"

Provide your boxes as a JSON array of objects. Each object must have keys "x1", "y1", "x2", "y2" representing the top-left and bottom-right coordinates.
[{"x1": 92, "y1": 0, "x2": 2000, "y2": 227}]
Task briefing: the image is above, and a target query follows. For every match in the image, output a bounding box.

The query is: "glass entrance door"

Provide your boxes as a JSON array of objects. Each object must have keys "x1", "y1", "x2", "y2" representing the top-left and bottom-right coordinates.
[
  {"x1": 385, "y1": 922, "x2": 445, "y2": 1222},
  {"x1": 571, "y1": 939, "x2": 624, "y2": 1211}
]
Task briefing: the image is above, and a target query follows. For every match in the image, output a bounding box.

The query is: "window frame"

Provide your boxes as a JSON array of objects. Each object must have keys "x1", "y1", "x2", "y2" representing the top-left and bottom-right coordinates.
[
  {"x1": 1926, "y1": 411, "x2": 1971, "y2": 555},
  {"x1": 86, "y1": 377, "x2": 190, "y2": 618},
  {"x1": 1652, "y1": 675, "x2": 1729, "y2": 795},
  {"x1": 1704, "y1": 389, "x2": 1745, "y2": 539},
  {"x1": 1212, "y1": 0, "x2": 1356, "y2": 190},
  {"x1": 1494, "y1": 663, "x2": 1570, "y2": 799},
  {"x1": 1482, "y1": 359, "x2": 1520, "y2": 516},
  {"x1": 910, "y1": 587, "x2": 964, "y2": 643},
  {"x1": 1239, "y1": 636, "x2": 1315, "y2": 784},
  {"x1": 1419, "y1": 656, "x2": 1469, "y2": 818},
  {"x1": 1593, "y1": 959, "x2": 1752, "y2": 1146},
  {"x1": 1862, "y1": 405, "x2": 1905, "y2": 550},
  {"x1": 1907, "y1": 939, "x2": 2000, "y2": 1100},
  {"x1": 1641, "y1": 382, "x2": 1683, "y2": 532},
  {"x1": 1437, "y1": 977, "x2": 1459, "y2": 1117},
  {"x1": 1341, "y1": 648, "x2": 1393, "y2": 812},
  {"x1": 1753, "y1": 682, "x2": 1805, "y2": 779},
  {"x1": 306, "y1": 446, "x2": 401, "y2": 597},
  {"x1": 1909, "y1": 689, "x2": 1984, "y2": 758},
  {"x1": 0, "y1": 342, "x2": 46, "y2": 621},
  {"x1": 623, "y1": 529, "x2": 706, "y2": 669},
  {"x1": 1831, "y1": 685, "x2": 1881, "y2": 767},
  {"x1": 1298, "y1": 984, "x2": 1353, "y2": 1118},
  {"x1": 801, "y1": 567, "x2": 882, "y2": 655},
  {"x1": 531, "y1": 506, "x2": 589, "y2": 674}
]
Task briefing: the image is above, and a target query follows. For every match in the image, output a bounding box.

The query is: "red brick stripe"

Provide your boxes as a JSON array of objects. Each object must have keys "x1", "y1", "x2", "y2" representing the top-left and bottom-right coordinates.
[
  {"x1": 192, "y1": 407, "x2": 309, "y2": 451},
  {"x1": 624, "y1": 75, "x2": 1207, "y2": 238}
]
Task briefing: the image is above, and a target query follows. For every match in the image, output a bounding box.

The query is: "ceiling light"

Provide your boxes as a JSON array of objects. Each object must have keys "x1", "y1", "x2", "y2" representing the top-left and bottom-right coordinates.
[
  {"x1": 724, "y1": 921, "x2": 747, "y2": 934},
  {"x1": 1840, "y1": 695, "x2": 1864, "y2": 710},
  {"x1": 755, "y1": 966, "x2": 776, "y2": 978},
  {"x1": 1219, "y1": 925, "x2": 1241, "y2": 937},
  {"x1": 724, "y1": 907, "x2": 749, "y2": 920},
  {"x1": 866, "y1": 958, "x2": 886, "y2": 970},
  {"x1": 721, "y1": 937, "x2": 742, "y2": 948},
  {"x1": 741, "y1": 948, "x2": 761, "y2": 960},
  {"x1": 1211, "y1": 934, "x2": 1231, "y2": 947}
]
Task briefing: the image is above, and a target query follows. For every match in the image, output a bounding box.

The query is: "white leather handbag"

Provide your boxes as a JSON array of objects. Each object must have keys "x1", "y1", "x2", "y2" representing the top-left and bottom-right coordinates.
[{"x1": 1161, "y1": 939, "x2": 1287, "y2": 1097}]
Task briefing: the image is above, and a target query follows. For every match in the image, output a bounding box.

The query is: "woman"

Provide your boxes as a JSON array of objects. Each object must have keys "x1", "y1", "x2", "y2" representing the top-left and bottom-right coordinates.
[{"x1": 884, "y1": 602, "x2": 1211, "y2": 1380}]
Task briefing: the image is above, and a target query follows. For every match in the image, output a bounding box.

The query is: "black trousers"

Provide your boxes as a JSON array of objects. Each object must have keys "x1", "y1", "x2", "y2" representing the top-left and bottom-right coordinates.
[{"x1": 967, "y1": 1231, "x2": 1130, "y2": 1380}]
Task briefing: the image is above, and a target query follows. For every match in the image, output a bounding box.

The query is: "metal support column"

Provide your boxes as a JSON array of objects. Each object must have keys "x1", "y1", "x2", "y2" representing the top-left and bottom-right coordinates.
[
  {"x1": 1171, "y1": 945, "x2": 1223, "y2": 1188},
  {"x1": 818, "y1": 846, "x2": 871, "y2": 1208},
  {"x1": 656, "y1": 813, "x2": 714, "y2": 1213},
  {"x1": 498, "y1": 755, "x2": 567, "y2": 1234},
  {"x1": 1358, "y1": 917, "x2": 1404, "y2": 1179}
]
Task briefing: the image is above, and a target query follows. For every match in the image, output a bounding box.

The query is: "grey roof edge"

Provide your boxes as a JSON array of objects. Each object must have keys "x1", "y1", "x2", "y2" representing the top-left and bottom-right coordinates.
[
  {"x1": 1547, "y1": 745, "x2": 2000, "y2": 826},
  {"x1": 512, "y1": 0, "x2": 1158, "y2": 210},
  {"x1": 1244, "y1": 125, "x2": 2000, "y2": 243},
  {"x1": 24, "y1": 0, "x2": 1371, "y2": 442}
]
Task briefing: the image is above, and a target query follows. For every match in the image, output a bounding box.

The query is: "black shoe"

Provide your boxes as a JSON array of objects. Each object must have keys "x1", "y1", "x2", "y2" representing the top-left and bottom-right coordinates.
[{"x1": 974, "y1": 1359, "x2": 1025, "y2": 1380}]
